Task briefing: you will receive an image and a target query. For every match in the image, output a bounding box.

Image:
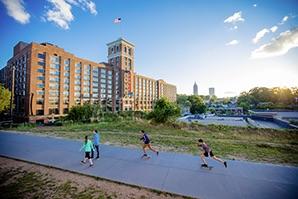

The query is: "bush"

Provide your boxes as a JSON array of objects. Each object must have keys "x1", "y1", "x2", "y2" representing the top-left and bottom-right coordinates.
[
  {"x1": 148, "y1": 98, "x2": 180, "y2": 123},
  {"x1": 66, "y1": 104, "x2": 102, "y2": 122}
]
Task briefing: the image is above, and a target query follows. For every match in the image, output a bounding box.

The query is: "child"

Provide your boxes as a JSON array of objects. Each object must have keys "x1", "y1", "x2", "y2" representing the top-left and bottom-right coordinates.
[
  {"x1": 140, "y1": 130, "x2": 159, "y2": 157},
  {"x1": 80, "y1": 135, "x2": 94, "y2": 167},
  {"x1": 91, "y1": 129, "x2": 100, "y2": 159},
  {"x1": 198, "y1": 139, "x2": 227, "y2": 168}
]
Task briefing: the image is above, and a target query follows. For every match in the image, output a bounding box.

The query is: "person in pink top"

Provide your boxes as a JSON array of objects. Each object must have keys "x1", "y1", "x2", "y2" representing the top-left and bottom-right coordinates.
[{"x1": 198, "y1": 139, "x2": 227, "y2": 168}]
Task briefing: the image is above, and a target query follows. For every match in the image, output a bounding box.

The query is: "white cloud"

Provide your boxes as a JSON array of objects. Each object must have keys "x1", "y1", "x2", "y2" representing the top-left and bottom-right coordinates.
[
  {"x1": 226, "y1": 40, "x2": 239, "y2": 46},
  {"x1": 279, "y1": 16, "x2": 289, "y2": 25},
  {"x1": 251, "y1": 28, "x2": 298, "y2": 59},
  {"x1": 252, "y1": 28, "x2": 270, "y2": 44},
  {"x1": 46, "y1": 0, "x2": 74, "y2": 29},
  {"x1": 1, "y1": 0, "x2": 30, "y2": 24},
  {"x1": 224, "y1": 11, "x2": 245, "y2": 24},
  {"x1": 231, "y1": 25, "x2": 238, "y2": 30},
  {"x1": 270, "y1": 26, "x2": 278, "y2": 33},
  {"x1": 84, "y1": 0, "x2": 97, "y2": 15},
  {"x1": 253, "y1": 4, "x2": 257, "y2": 7},
  {"x1": 45, "y1": 0, "x2": 97, "y2": 29}
]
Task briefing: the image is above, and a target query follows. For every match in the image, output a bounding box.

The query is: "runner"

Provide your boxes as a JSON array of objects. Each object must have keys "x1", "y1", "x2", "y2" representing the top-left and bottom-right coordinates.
[
  {"x1": 140, "y1": 130, "x2": 159, "y2": 158},
  {"x1": 80, "y1": 135, "x2": 94, "y2": 167},
  {"x1": 91, "y1": 129, "x2": 100, "y2": 159},
  {"x1": 198, "y1": 139, "x2": 227, "y2": 168}
]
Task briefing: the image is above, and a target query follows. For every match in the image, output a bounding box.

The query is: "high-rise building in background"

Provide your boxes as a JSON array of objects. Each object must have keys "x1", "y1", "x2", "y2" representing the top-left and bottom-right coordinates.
[
  {"x1": 193, "y1": 82, "x2": 198, "y2": 95},
  {"x1": 209, "y1": 87, "x2": 215, "y2": 97},
  {"x1": 0, "y1": 38, "x2": 176, "y2": 123}
]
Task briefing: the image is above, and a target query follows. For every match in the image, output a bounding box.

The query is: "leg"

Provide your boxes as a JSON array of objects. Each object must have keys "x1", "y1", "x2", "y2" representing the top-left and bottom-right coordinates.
[
  {"x1": 148, "y1": 144, "x2": 157, "y2": 153},
  {"x1": 142, "y1": 144, "x2": 147, "y2": 155},
  {"x1": 95, "y1": 145, "x2": 99, "y2": 158},
  {"x1": 91, "y1": 148, "x2": 94, "y2": 159},
  {"x1": 200, "y1": 152, "x2": 208, "y2": 165},
  {"x1": 148, "y1": 144, "x2": 159, "y2": 155},
  {"x1": 212, "y1": 156, "x2": 225, "y2": 164},
  {"x1": 210, "y1": 151, "x2": 227, "y2": 168},
  {"x1": 89, "y1": 158, "x2": 93, "y2": 166}
]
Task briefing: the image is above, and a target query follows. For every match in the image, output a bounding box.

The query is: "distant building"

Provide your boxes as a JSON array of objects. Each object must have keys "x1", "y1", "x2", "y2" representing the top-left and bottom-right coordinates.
[
  {"x1": 209, "y1": 87, "x2": 215, "y2": 97},
  {"x1": 193, "y1": 82, "x2": 198, "y2": 95}
]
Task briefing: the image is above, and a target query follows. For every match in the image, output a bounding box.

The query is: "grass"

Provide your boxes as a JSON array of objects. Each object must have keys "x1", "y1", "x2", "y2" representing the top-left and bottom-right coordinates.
[
  {"x1": 4, "y1": 118, "x2": 298, "y2": 166},
  {"x1": 0, "y1": 168, "x2": 116, "y2": 199}
]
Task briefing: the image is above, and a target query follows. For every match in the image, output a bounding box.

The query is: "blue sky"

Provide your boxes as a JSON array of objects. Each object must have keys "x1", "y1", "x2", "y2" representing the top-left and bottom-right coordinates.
[{"x1": 1, "y1": 0, "x2": 297, "y2": 97}]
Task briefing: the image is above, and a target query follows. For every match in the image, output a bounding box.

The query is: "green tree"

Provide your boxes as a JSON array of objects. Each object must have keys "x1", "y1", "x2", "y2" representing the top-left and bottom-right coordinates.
[
  {"x1": 67, "y1": 103, "x2": 102, "y2": 122},
  {"x1": 148, "y1": 98, "x2": 180, "y2": 123},
  {"x1": 188, "y1": 95, "x2": 206, "y2": 114},
  {"x1": 0, "y1": 84, "x2": 11, "y2": 112}
]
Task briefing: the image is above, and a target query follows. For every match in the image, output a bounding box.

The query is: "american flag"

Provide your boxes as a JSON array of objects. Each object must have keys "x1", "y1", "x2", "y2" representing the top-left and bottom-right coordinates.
[{"x1": 114, "y1": 17, "x2": 121, "y2": 24}]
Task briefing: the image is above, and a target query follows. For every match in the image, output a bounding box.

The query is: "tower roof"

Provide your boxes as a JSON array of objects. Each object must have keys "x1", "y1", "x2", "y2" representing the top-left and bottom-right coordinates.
[{"x1": 106, "y1": 37, "x2": 135, "y2": 47}]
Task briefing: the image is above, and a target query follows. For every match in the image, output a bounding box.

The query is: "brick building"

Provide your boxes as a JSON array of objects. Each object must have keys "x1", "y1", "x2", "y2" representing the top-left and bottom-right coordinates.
[{"x1": 0, "y1": 38, "x2": 176, "y2": 122}]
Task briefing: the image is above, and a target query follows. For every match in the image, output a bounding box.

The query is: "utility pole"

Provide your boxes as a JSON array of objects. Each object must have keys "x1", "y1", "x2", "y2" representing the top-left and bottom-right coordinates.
[{"x1": 10, "y1": 65, "x2": 15, "y2": 122}]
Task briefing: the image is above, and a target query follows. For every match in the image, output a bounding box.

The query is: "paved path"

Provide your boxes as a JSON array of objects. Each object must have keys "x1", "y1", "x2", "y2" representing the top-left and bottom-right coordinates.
[{"x1": 0, "y1": 131, "x2": 297, "y2": 199}]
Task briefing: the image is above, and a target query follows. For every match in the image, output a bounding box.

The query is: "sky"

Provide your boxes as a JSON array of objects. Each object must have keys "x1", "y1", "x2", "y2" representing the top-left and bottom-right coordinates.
[{"x1": 0, "y1": 0, "x2": 297, "y2": 97}]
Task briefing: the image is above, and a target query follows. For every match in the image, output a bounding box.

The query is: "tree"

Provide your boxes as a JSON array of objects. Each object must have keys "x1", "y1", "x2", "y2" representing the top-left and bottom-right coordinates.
[
  {"x1": 188, "y1": 95, "x2": 207, "y2": 114},
  {"x1": 0, "y1": 84, "x2": 11, "y2": 112},
  {"x1": 148, "y1": 98, "x2": 180, "y2": 123},
  {"x1": 66, "y1": 103, "x2": 102, "y2": 122}
]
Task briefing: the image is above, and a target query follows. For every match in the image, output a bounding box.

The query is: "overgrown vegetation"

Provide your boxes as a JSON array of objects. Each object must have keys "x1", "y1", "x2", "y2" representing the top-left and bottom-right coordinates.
[{"x1": 238, "y1": 87, "x2": 298, "y2": 112}]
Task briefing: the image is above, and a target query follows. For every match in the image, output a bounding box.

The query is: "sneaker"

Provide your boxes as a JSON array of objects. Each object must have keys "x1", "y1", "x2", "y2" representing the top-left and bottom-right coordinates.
[
  {"x1": 90, "y1": 164, "x2": 94, "y2": 167},
  {"x1": 224, "y1": 161, "x2": 227, "y2": 168},
  {"x1": 156, "y1": 151, "x2": 159, "y2": 156},
  {"x1": 81, "y1": 160, "x2": 86, "y2": 164},
  {"x1": 201, "y1": 163, "x2": 208, "y2": 167},
  {"x1": 141, "y1": 154, "x2": 148, "y2": 158}
]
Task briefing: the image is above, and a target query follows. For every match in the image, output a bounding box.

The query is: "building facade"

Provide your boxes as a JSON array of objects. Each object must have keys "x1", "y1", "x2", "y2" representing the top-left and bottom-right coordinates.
[
  {"x1": 1, "y1": 38, "x2": 176, "y2": 122},
  {"x1": 193, "y1": 82, "x2": 198, "y2": 95},
  {"x1": 209, "y1": 87, "x2": 215, "y2": 97}
]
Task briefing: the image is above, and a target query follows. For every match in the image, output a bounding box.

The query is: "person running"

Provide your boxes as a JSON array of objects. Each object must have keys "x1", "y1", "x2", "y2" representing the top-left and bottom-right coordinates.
[
  {"x1": 91, "y1": 129, "x2": 100, "y2": 159},
  {"x1": 198, "y1": 139, "x2": 227, "y2": 168},
  {"x1": 80, "y1": 135, "x2": 94, "y2": 167},
  {"x1": 140, "y1": 130, "x2": 159, "y2": 157}
]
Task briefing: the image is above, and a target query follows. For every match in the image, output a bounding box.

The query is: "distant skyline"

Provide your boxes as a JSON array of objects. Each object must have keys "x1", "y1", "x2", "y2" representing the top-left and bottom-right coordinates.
[{"x1": 0, "y1": 0, "x2": 297, "y2": 97}]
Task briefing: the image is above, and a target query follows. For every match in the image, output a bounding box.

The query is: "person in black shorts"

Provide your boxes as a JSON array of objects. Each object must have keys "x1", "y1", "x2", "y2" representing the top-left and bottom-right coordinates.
[
  {"x1": 140, "y1": 130, "x2": 159, "y2": 157},
  {"x1": 198, "y1": 139, "x2": 227, "y2": 168}
]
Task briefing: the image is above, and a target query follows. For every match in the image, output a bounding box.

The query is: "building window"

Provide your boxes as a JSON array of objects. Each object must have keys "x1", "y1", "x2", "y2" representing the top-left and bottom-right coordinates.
[
  {"x1": 37, "y1": 76, "x2": 45, "y2": 81},
  {"x1": 49, "y1": 108, "x2": 59, "y2": 115},
  {"x1": 63, "y1": 108, "x2": 69, "y2": 114},
  {"x1": 38, "y1": 61, "x2": 45, "y2": 67},
  {"x1": 38, "y1": 53, "x2": 45, "y2": 59},
  {"x1": 64, "y1": 59, "x2": 70, "y2": 65},
  {"x1": 36, "y1": 99, "x2": 44, "y2": 105},
  {"x1": 37, "y1": 84, "x2": 45, "y2": 88},
  {"x1": 36, "y1": 110, "x2": 44, "y2": 115},
  {"x1": 37, "y1": 68, "x2": 45, "y2": 73}
]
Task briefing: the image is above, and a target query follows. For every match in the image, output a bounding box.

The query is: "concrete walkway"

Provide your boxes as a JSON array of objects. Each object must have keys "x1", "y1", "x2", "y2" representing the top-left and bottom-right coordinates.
[{"x1": 0, "y1": 131, "x2": 297, "y2": 199}]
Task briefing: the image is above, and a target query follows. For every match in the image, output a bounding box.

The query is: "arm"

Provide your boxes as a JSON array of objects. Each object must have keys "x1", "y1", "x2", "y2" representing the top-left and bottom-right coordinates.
[{"x1": 80, "y1": 143, "x2": 85, "y2": 151}]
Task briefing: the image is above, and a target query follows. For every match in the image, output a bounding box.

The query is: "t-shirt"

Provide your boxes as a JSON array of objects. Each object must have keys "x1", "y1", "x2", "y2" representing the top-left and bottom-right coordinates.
[
  {"x1": 140, "y1": 133, "x2": 150, "y2": 144},
  {"x1": 202, "y1": 143, "x2": 211, "y2": 153},
  {"x1": 93, "y1": 133, "x2": 100, "y2": 145},
  {"x1": 81, "y1": 140, "x2": 94, "y2": 152}
]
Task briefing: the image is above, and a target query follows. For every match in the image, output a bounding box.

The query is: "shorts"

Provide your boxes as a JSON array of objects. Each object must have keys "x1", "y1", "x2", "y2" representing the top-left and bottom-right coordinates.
[
  {"x1": 144, "y1": 141, "x2": 150, "y2": 145},
  {"x1": 85, "y1": 152, "x2": 91, "y2": 159},
  {"x1": 204, "y1": 150, "x2": 214, "y2": 157}
]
